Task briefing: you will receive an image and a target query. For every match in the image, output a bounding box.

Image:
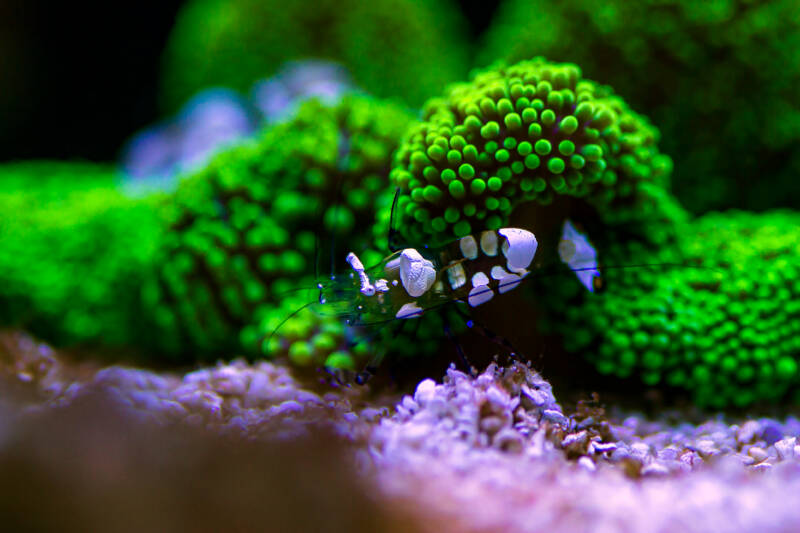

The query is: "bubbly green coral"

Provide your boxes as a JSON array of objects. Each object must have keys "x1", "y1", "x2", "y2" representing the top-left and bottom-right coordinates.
[
  {"x1": 539, "y1": 210, "x2": 800, "y2": 408},
  {"x1": 160, "y1": 0, "x2": 470, "y2": 110},
  {"x1": 389, "y1": 57, "x2": 800, "y2": 407},
  {"x1": 147, "y1": 95, "x2": 414, "y2": 365},
  {"x1": 391, "y1": 58, "x2": 673, "y2": 246},
  {"x1": 0, "y1": 162, "x2": 164, "y2": 350},
  {"x1": 479, "y1": 0, "x2": 800, "y2": 213}
]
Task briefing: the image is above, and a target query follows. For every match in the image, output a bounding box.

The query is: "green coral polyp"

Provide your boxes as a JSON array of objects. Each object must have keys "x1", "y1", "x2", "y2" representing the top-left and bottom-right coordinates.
[
  {"x1": 147, "y1": 95, "x2": 413, "y2": 363},
  {"x1": 538, "y1": 210, "x2": 800, "y2": 408},
  {"x1": 0, "y1": 162, "x2": 165, "y2": 351},
  {"x1": 392, "y1": 58, "x2": 670, "y2": 244},
  {"x1": 478, "y1": 0, "x2": 800, "y2": 213}
]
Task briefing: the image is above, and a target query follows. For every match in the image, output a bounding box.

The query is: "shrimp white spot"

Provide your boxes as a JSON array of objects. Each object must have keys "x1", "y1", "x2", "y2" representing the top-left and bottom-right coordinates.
[
  {"x1": 396, "y1": 302, "x2": 424, "y2": 319},
  {"x1": 468, "y1": 271, "x2": 493, "y2": 307},
  {"x1": 446, "y1": 262, "x2": 467, "y2": 290},
  {"x1": 559, "y1": 219, "x2": 600, "y2": 292},
  {"x1": 346, "y1": 252, "x2": 365, "y2": 271},
  {"x1": 375, "y1": 279, "x2": 389, "y2": 293},
  {"x1": 498, "y1": 228, "x2": 537, "y2": 272},
  {"x1": 459, "y1": 235, "x2": 479, "y2": 260},
  {"x1": 399, "y1": 249, "x2": 436, "y2": 298},
  {"x1": 468, "y1": 285, "x2": 494, "y2": 307},
  {"x1": 490, "y1": 265, "x2": 509, "y2": 280},
  {"x1": 346, "y1": 252, "x2": 375, "y2": 296},
  {"x1": 480, "y1": 231, "x2": 498, "y2": 256},
  {"x1": 471, "y1": 271, "x2": 490, "y2": 288},
  {"x1": 498, "y1": 272, "x2": 527, "y2": 294}
]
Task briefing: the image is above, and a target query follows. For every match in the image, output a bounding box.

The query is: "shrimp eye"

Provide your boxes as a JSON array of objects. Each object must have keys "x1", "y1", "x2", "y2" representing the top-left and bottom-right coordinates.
[{"x1": 592, "y1": 276, "x2": 605, "y2": 293}]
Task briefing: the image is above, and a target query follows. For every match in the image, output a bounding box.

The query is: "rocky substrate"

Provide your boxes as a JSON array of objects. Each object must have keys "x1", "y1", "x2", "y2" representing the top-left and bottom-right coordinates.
[{"x1": 2, "y1": 330, "x2": 800, "y2": 533}]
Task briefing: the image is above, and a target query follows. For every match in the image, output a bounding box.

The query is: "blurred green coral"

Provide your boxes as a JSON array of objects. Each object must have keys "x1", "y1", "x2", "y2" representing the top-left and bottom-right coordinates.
[
  {"x1": 147, "y1": 95, "x2": 414, "y2": 366},
  {"x1": 160, "y1": 0, "x2": 470, "y2": 110},
  {"x1": 0, "y1": 162, "x2": 163, "y2": 350},
  {"x1": 390, "y1": 58, "x2": 673, "y2": 245},
  {"x1": 479, "y1": 0, "x2": 800, "y2": 213}
]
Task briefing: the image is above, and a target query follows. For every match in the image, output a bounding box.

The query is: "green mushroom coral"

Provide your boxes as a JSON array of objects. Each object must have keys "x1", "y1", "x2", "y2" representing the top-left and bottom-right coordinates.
[
  {"x1": 146, "y1": 95, "x2": 414, "y2": 367},
  {"x1": 478, "y1": 0, "x2": 800, "y2": 213},
  {"x1": 389, "y1": 57, "x2": 800, "y2": 407}
]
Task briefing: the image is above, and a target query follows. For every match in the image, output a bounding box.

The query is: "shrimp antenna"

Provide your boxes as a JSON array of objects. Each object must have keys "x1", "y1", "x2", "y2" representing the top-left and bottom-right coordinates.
[
  {"x1": 559, "y1": 261, "x2": 722, "y2": 276},
  {"x1": 313, "y1": 231, "x2": 320, "y2": 280},
  {"x1": 329, "y1": 174, "x2": 346, "y2": 280},
  {"x1": 388, "y1": 187, "x2": 401, "y2": 252},
  {"x1": 262, "y1": 300, "x2": 317, "y2": 353}
]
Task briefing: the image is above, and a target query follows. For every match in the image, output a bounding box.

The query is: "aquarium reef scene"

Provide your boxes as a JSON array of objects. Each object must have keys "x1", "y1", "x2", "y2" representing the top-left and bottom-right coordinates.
[{"x1": 2, "y1": 0, "x2": 800, "y2": 531}]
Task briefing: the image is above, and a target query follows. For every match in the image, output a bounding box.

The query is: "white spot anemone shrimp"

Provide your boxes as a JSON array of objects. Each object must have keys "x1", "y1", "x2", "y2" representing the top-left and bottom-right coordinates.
[{"x1": 264, "y1": 218, "x2": 604, "y2": 383}]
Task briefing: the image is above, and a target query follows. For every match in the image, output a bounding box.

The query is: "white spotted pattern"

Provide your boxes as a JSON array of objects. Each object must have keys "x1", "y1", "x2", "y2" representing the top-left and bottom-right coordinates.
[
  {"x1": 480, "y1": 231, "x2": 498, "y2": 256},
  {"x1": 399, "y1": 248, "x2": 436, "y2": 298},
  {"x1": 559, "y1": 220, "x2": 600, "y2": 292},
  {"x1": 396, "y1": 302, "x2": 424, "y2": 319},
  {"x1": 498, "y1": 272, "x2": 525, "y2": 294},
  {"x1": 446, "y1": 262, "x2": 467, "y2": 290},
  {"x1": 468, "y1": 285, "x2": 494, "y2": 307},
  {"x1": 498, "y1": 228, "x2": 537, "y2": 272},
  {"x1": 471, "y1": 271, "x2": 490, "y2": 288},
  {"x1": 490, "y1": 265, "x2": 509, "y2": 280},
  {"x1": 459, "y1": 235, "x2": 479, "y2": 260},
  {"x1": 468, "y1": 271, "x2": 493, "y2": 307},
  {"x1": 346, "y1": 252, "x2": 375, "y2": 296}
]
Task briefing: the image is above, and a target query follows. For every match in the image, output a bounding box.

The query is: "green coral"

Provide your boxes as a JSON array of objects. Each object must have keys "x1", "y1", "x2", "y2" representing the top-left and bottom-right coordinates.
[
  {"x1": 391, "y1": 58, "x2": 673, "y2": 246},
  {"x1": 540, "y1": 210, "x2": 800, "y2": 408},
  {"x1": 147, "y1": 95, "x2": 414, "y2": 365},
  {"x1": 160, "y1": 0, "x2": 470, "y2": 110},
  {"x1": 478, "y1": 0, "x2": 800, "y2": 213},
  {"x1": 3, "y1": 52, "x2": 799, "y2": 408},
  {"x1": 390, "y1": 58, "x2": 800, "y2": 407},
  {"x1": 0, "y1": 162, "x2": 164, "y2": 350}
]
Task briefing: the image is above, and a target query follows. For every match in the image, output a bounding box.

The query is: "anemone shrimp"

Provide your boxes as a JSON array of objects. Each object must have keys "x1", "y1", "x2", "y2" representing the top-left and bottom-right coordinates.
[{"x1": 268, "y1": 213, "x2": 601, "y2": 383}]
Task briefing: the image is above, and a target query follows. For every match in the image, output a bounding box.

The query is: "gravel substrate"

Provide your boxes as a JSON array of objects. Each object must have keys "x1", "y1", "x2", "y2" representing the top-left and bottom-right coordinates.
[{"x1": 2, "y1": 330, "x2": 800, "y2": 533}]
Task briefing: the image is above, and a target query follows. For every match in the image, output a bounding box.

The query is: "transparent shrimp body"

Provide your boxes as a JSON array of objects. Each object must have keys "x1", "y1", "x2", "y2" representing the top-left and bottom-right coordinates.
[{"x1": 318, "y1": 227, "x2": 540, "y2": 326}]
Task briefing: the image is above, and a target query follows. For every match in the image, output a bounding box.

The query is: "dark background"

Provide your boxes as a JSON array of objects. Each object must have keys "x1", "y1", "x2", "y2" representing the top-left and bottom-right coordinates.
[{"x1": 0, "y1": 0, "x2": 499, "y2": 163}]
